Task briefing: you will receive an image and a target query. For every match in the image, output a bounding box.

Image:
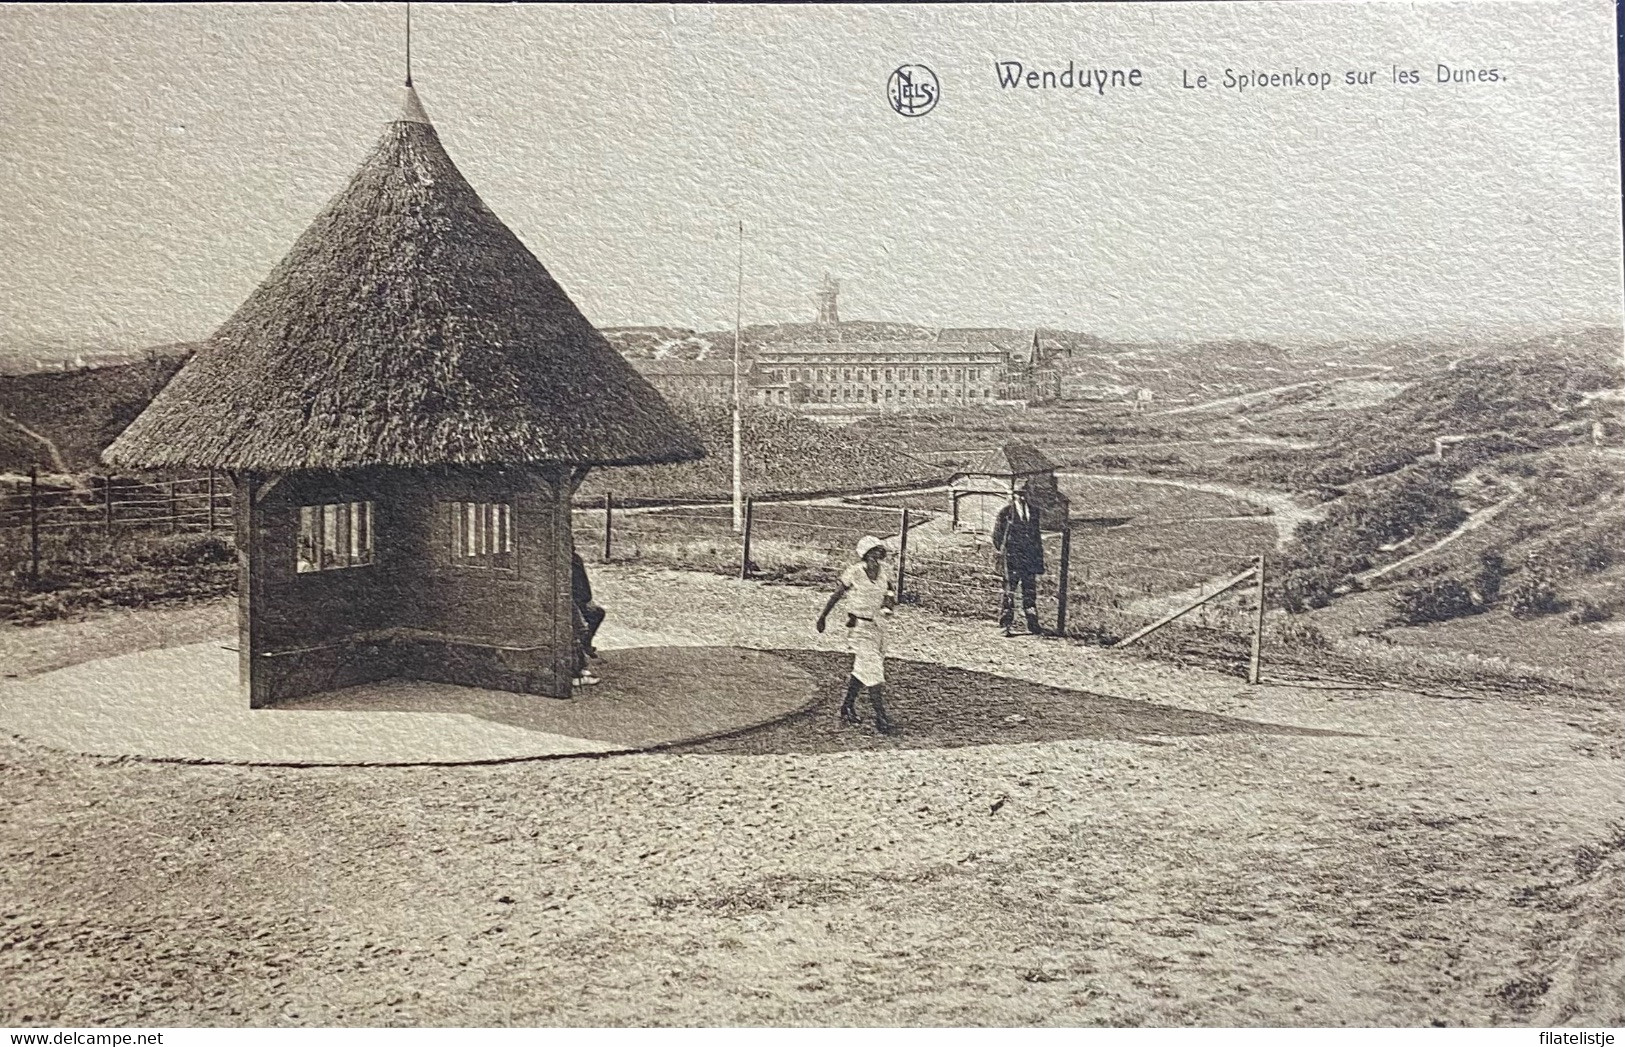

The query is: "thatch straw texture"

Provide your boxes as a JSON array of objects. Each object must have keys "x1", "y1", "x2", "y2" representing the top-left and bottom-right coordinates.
[{"x1": 106, "y1": 90, "x2": 703, "y2": 472}]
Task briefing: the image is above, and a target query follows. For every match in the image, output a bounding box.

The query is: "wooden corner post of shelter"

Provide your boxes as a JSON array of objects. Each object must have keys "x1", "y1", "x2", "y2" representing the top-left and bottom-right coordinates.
[
  {"x1": 236, "y1": 473, "x2": 262, "y2": 707},
  {"x1": 551, "y1": 465, "x2": 578, "y2": 697}
]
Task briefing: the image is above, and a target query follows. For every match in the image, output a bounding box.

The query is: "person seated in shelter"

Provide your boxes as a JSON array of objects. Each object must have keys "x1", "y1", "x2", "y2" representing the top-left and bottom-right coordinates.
[
  {"x1": 572, "y1": 552, "x2": 606, "y2": 688},
  {"x1": 815, "y1": 535, "x2": 900, "y2": 735},
  {"x1": 991, "y1": 485, "x2": 1045, "y2": 636}
]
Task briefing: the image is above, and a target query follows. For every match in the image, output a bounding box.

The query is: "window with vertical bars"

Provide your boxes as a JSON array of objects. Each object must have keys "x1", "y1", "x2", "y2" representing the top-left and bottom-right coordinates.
[
  {"x1": 447, "y1": 501, "x2": 514, "y2": 570},
  {"x1": 296, "y1": 501, "x2": 374, "y2": 573}
]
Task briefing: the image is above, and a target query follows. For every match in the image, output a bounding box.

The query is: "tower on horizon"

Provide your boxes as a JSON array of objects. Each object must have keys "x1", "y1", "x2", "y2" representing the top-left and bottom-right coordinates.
[{"x1": 813, "y1": 274, "x2": 840, "y2": 325}]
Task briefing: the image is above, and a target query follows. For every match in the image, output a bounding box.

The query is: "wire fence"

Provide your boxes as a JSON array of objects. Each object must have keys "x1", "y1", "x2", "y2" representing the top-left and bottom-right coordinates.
[
  {"x1": 575, "y1": 489, "x2": 1276, "y2": 679},
  {"x1": 2, "y1": 471, "x2": 1278, "y2": 680},
  {"x1": 1, "y1": 469, "x2": 233, "y2": 583}
]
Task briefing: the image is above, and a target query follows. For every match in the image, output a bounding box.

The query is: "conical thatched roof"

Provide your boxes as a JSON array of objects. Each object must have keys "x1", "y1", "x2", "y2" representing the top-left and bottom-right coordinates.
[{"x1": 105, "y1": 87, "x2": 703, "y2": 472}]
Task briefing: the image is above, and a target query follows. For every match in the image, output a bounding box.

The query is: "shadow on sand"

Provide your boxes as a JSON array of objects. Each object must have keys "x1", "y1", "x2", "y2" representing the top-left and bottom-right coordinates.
[
  {"x1": 268, "y1": 646, "x2": 821, "y2": 751},
  {"x1": 668, "y1": 649, "x2": 1349, "y2": 756}
]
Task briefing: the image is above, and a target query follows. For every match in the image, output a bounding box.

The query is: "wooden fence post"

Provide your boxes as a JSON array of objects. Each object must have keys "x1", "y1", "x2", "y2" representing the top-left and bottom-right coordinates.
[
  {"x1": 1056, "y1": 524, "x2": 1072, "y2": 635},
  {"x1": 102, "y1": 475, "x2": 114, "y2": 535},
  {"x1": 602, "y1": 491, "x2": 613, "y2": 561},
  {"x1": 1248, "y1": 554, "x2": 1266, "y2": 685},
  {"x1": 740, "y1": 497, "x2": 754, "y2": 579},
  {"x1": 207, "y1": 470, "x2": 217, "y2": 532},
  {"x1": 28, "y1": 466, "x2": 40, "y2": 585},
  {"x1": 168, "y1": 480, "x2": 179, "y2": 533},
  {"x1": 895, "y1": 507, "x2": 910, "y2": 600},
  {"x1": 1112, "y1": 562, "x2": 1260, "y2": 650}
]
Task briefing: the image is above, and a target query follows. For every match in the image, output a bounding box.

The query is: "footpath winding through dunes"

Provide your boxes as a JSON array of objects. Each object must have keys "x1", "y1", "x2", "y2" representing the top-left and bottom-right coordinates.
[
  {"x1": 0, "y1": 411, "x2": 69, "y2": 473},
  {"x1": 1057, "y1": 471, "x2": 1321, "y2": 548},
  {"x1": 1, "y1": 564, "x2": 1620, "y2": 1026}
]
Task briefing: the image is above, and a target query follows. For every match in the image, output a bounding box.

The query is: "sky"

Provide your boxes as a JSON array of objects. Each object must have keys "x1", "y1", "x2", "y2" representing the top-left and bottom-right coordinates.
[{"x1": 0, "y1": 2, "x2": 1620, "y2": 357}]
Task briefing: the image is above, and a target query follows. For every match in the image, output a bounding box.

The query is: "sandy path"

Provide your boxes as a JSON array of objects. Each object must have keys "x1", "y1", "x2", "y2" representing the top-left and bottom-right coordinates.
[
  {"x1": 1, "y1": 564, "x2": 1620, "y2": 1027},
  {"x1": 1154, "y1": 379, "x2": 1327, "y2": 416},
  {"x1": 1057, "y1": 471, "x2": 1320, "y2": 547},
  {"x1": 1358, "y1": 476, "x2": 1524, "y2": 584},
  {"x1": 0, "y1": 410, "x2": 73, "y2": 477}
]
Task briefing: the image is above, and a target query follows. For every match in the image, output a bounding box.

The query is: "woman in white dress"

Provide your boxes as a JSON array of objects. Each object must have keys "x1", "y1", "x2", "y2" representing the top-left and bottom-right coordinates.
[{"x1": 816, "y1": 535, "x2": 900, "y2": 734}]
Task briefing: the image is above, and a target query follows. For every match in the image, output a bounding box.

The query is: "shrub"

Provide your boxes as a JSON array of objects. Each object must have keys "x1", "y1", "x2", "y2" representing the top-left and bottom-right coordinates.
[
  {"x1": 1570, "y1": 536, "x2": 1616, "y2": 575},
  {"x1": 1279, "y1": 568, "x2": 1345, "y2": 613},
  {"x1": 139, "y1": 532, "x2": 235, "y2": 568},
  {"x1": 1507, "y1": 576, "x2": 1564, "y2": 619},
  {"x1": 1392, "y1": 578, "x2": 1480, "y2": 625},
  {"x1": 1567, "y1": 599, "x2": 1619, "y2": 625},
  {"x1": 1267, "y1": 616, "x2": 1331, "y2": 651},
  {"x1": 1473, "y1": 551, "x2": 1507, "y2": 603}
]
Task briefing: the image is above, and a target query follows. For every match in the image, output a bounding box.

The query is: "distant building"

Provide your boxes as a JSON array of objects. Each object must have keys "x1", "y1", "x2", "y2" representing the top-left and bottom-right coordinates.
[
  {"x1": 629, "y1": 358, "x2": 740, "y2": 402},
  {"x1": 1592, "y1": 417, "x2": 1622, "y2": 447},
  {"x1": 616, "y1": 280, "x2": 1077, "y2": 414},
  {"x1": 753, "y1": 375, "x2": 809, "y2": 408},
  {"x1": 19, "y1": 349, "x2": 149, "y2": 373},
  {"x1": 754, "y1": 338, "x2": 1005, "y2": 410},
  {"x1": 751, "y1": 282, "x2": 1074, "y2": 412}
]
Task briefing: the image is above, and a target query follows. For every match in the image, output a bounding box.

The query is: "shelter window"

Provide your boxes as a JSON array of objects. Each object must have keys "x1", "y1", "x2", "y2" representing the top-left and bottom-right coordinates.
[
  {"x1": 447, "y1": 500, "x2": 514, "y2": 570},
  {"x1": 297, "y1": 501, "x2": 373, "y2": 573}
]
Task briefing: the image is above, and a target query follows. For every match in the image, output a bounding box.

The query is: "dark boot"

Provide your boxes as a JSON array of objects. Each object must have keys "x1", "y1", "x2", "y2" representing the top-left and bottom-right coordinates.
[
  {"x1": 839, "y1": 676, "x2": 862, "y2": 725},
  {"x1": 1025, "y1": 609, "x2": 1042, "y2": 636},
  {"x1": 868, "y1": 685, "x2": 900, "y2": 735}
]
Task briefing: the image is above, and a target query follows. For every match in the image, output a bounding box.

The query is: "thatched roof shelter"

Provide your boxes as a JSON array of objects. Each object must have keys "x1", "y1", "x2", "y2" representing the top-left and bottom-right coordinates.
[{"x1": 106, "y1": 87, "x2": 702, "y2": 472}]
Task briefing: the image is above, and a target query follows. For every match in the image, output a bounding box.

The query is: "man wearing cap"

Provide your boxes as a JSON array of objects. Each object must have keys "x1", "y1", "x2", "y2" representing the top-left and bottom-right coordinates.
[
  {"x1": 816, "y1": 535, "x2": 900, "y2": 734},
  {"x1": 991, "y1": 486, "x2": 1045, "y2": 636}
]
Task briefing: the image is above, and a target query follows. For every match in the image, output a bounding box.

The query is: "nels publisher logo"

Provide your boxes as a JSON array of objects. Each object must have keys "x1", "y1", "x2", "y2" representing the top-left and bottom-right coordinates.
[{"x1": 887, "y1": 64, "x2": 940, "y2": 117}]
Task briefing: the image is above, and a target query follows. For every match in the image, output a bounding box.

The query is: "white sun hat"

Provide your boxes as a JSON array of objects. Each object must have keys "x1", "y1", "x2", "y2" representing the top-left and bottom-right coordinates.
[{"x1": 856, "y1": 535, "x2": 886, "y2": 558}]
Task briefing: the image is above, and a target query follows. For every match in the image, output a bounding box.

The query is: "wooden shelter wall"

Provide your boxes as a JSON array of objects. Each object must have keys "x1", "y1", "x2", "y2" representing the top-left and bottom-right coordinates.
[{"x1": 242, "y1": 467, "x2": 575, "y2": 706}]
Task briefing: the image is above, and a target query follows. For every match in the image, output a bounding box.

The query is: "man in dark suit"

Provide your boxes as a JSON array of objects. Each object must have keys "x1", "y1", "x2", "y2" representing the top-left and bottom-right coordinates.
[{"x1": 991, "y1": 486, "x2": 1045, "y2": 636}]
